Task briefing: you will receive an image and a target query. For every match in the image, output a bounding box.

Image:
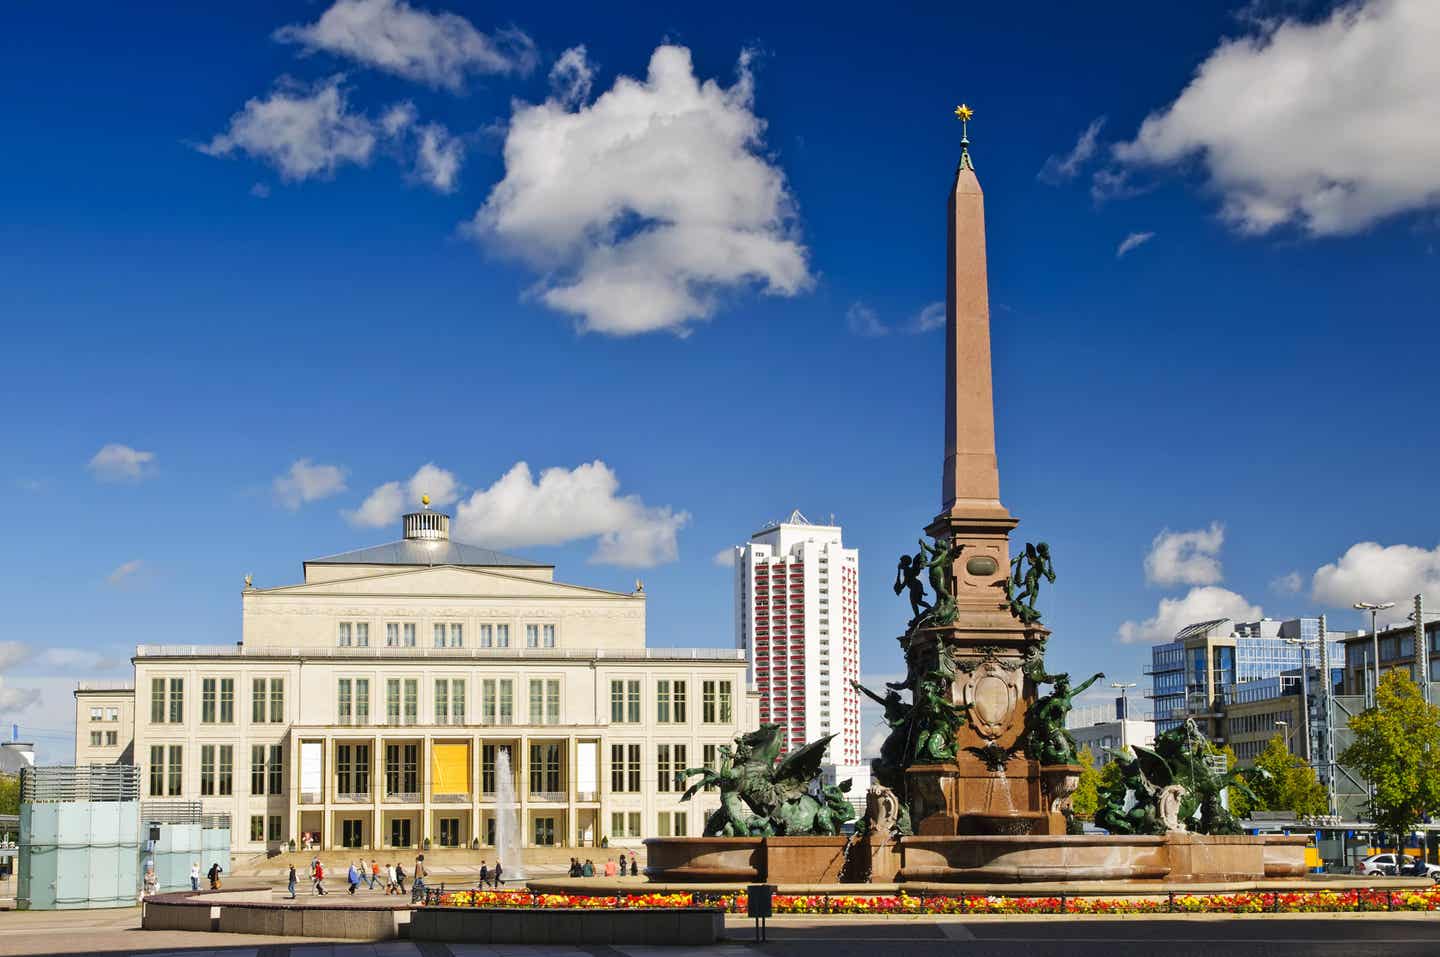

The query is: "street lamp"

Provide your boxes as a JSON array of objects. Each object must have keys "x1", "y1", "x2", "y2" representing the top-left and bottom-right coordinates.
[
  {"x1": 1275, "y1": 719, "x2": 1292, "y2": 754},
  {"x1": 1111, "y1": 681, "x2": 1137, "y2": 748},
  {"x1": 1283, "y1": 637, "x2": 1313, "y2": 764},
  {"x1": 1353, "y1": 601, "x2": 1396, "y2": 706}
]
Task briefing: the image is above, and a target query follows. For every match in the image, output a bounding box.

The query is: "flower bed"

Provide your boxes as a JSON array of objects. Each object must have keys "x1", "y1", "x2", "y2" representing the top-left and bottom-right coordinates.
[{"x1": 432, "y1": 888, "x2": 1440, "y2": 915}]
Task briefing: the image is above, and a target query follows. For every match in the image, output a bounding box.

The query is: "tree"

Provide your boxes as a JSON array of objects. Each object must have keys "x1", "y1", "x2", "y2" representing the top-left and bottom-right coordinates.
[
  {"x1": 0, "y1": 772, "x2": 17, "y2": 817},
  {"x1": 1340, "y1": 669, "x2": 1440, "y2": 842},
  {"x1": 1071, "y1": 746, "x2": 1100, "y2": 819},
  {"x1": 1249, "y1": 734, "x2": 1328, "y2": 816},
  {"x1": 1216, "y1": 744, "x2": 1254, "y2": 820}
]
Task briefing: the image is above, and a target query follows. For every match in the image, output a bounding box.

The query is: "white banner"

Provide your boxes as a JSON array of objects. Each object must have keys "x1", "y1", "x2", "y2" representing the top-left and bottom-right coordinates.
[{"x1": 300, "y1": 742, "x2": 322, "y2": 800}]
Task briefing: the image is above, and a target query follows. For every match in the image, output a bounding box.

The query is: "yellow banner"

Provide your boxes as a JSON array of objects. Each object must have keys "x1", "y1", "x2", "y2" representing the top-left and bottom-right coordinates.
[{"x1": 432, "y1": 743, "x2": 469, "y2": 796}]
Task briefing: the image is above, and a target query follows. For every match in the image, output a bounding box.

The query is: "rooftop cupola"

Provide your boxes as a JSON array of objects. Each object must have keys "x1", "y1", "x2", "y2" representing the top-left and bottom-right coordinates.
[{"x1": 403, "y1": 494, "x2": 450, "y2": 542}]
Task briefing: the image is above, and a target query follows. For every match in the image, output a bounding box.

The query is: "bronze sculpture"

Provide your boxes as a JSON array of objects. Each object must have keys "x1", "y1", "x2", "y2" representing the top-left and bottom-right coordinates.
[
  {"x1": 1003, "y1": 541, "x2": 1054, "y2": 625},
  {"x1": 1023, "y1": 668, "x2": 1104, "y2": 766}
]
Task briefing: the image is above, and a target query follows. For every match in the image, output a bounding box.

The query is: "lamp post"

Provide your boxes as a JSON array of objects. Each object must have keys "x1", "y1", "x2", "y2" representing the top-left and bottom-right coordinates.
[
  {"x1": 1275, "y1": 719, "x2": 1293, "y2": 755},
  {"x1": 1111, "y1": 681, "x2": 1137, "y2": 749},
  {"x1": 1353, "y1": 601, "x2": 1395, "y2": 706},
  {"x1": 1406, "y1": 597, "x2": 1436, "y2": 707},
  {"x1": 1283, "y1": 637, "x2": 1313, "y2": 764}
]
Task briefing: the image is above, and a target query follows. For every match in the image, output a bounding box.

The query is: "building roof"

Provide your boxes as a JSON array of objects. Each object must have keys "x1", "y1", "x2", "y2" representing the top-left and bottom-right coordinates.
[
  {"x1": 1174, "y1": 618, "x2": 1231, "y2": 643},
  {"x1": 305, "y1": 539, "x2": 550, "y2": 569}
]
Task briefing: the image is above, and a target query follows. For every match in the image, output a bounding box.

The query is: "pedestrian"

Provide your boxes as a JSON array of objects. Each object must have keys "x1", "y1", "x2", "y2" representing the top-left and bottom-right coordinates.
[
  {"x1": 629, "y1": 850, "x2": 638, "y2": 876},
  {"x1": 395, "y1": 862, "x2": 406, "y2": 896},
  {"x1": 314, "y1": 860, "x2": 328, "y2": 896},
  {"x1": 287, "y1": 864, "x2": 297, "y2": 899},
  {"x1": 189, "y1": 861, "x2": 200, "y2": 892},
  {"x1": 480, "y1": 860, "x2": 490, "y2": 887},
  {"x1": 492, "y1": 859, "x2": 503, "y2": 888},
  {"x1": 604, "y1": 857, "x2": 616, "y2": 878},
  {"x1": 412, "y1": 853, "x2": 427, "y2": 899},
  {"x1": 207, "y1": 863, "x2": 223, "y2": 890},
  {"x1": 567, "y1": 857, "x2": 580, "y2": 878},
  {"x1": 371, "y1": 859, "x2": 381, "y2": 890},
  {"x1": 357, "y1": 857, "x2": 367, "y2": 889},
  {"x1": 385, "y1": 862, "x2": 397, "y2": 895},
  {"x1": 143, "y1": 860, "x2": 157, "y2": 898},
  {"x1": 347, "y1": 861, "x2": 360, "y2": 895},
  {"x1": 582, "y1": 858, "x2": 594, "y2": 878}
]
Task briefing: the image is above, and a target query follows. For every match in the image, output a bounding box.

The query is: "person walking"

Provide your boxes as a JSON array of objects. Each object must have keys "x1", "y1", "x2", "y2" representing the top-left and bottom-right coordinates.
[
  {"x1": 357, "y1": 857, "x2": 367, "y2": 890},
  {"x1": 313, "y1": 860, "x2": 328, "y2": 896},
  {"x1": 189, "y1": 861, "x2": 200, "y2": 892},
  {"x1": 347, "y1": 861, "x2": 360, "y2": 895},
  {"x1": 492, "y1": 859, "x2": 503, "y2": 888},
  {"x1": 287, "y1": 864, "x2": 297, "y2": 899},
  {"x1": 143, "y1": 860, "x2": 157, "y2": 898},
  {"x1": 395, "y1": 862, "x2": 406, "y2": 896},
  {"x1": 411, "y1": 854, "x2": 427, "y2": 901},
  {"x1": 629, "y1": 851, "x2": 638, "y2": 876},
  {"x1": 479, "y1": 861, "x2": 490, "y2": 887},
  {"x1": 370, "y1": 859, "x2": 381, "y2": 890}
]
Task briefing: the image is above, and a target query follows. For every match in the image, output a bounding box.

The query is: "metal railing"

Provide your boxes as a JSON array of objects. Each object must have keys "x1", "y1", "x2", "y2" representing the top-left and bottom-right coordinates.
[
  {"x1": 335, "y1": 792, "x2": 372, "y2": 804},
  {"x1": 76, "y1": 680, "x2": 136, "y2": 691},
  {"x1": 432, "y1": 793, "x2": 470, "y2": 804},
  {"x1": 529, "y1": 790, "x2": 567, "y2": 803},
  {"x1": 20, "y1": 765, "x2": 139, "y2": 803},
  {"x1": 384, "y1": 792, "x2": 422, "y2": 804}
]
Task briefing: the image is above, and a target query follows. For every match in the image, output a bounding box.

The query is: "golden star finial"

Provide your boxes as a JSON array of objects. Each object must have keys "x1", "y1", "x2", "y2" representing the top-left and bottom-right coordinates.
[{"x1": 954, "y1": 104, "x2": 974, "y2": 123}]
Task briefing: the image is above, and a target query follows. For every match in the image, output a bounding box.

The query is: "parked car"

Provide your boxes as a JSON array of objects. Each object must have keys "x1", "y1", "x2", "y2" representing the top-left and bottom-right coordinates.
[{"x1": 1354, "y1": 853, "x2": 1440, "y2": 878}]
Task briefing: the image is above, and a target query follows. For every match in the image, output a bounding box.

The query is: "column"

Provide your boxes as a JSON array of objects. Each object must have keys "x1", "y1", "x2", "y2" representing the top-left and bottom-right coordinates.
[
  {"x1": 567, "y1": 734, "x2": 579, "y2": 847},
  {"x1": 371, "y1": 734, "x2": 382, "y2": 852},
  {"x1": 289, "y1": 729, "x2": 301, "y2": 853},
  {"x1": 518, "y1": 733, "x2": 530, "y2": 848},
  {"x1": 470, "y1": 733, "x2": 481, "y2": 850},
  {"x1": 323, "y1": 735, "x2": 335, "y2": 850},
  {"x1": 421, "y1": 734, "x2": 432, "y2": 849}
]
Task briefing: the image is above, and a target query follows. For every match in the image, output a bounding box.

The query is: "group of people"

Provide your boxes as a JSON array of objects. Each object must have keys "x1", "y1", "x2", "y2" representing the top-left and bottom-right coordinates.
[
  {"x1": 568, "y1": 851, "x2": 639, "y2": 878},
  {"x1": 475, "y1": 859, "x2": 505, "y2": 888},
  {"x1": 186, "y1": 861, "x2": 223, "y2": 891},
  {"x1": 290, "y1": 855, "x2": 427, "y2": 898}
]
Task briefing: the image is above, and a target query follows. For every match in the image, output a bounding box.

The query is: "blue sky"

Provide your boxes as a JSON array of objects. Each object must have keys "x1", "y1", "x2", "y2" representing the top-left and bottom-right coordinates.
[{"x1": 4, "y1": 0, "x2": 1440, "y2": 758}]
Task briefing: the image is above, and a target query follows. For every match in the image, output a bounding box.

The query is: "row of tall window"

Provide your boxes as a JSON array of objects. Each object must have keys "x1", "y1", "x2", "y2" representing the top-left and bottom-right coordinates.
[
  {"x1": 608, "y1": 679, "x2": 733, "y2": 724},
  {"x1": 337, "y1": 621, "x2": 558, "y2": 649},
  {"x1": 149, "y1": 677, "x2": 285, "y2": 725},
  {"x1": 148, "y1": 743, "x2": 283, "y2": 798},
  {"x1": 335, "y1": 678, "x2": 563, "y2": 725},
  {"x1": 608, "y1": 743, "x2": 694, "y2": 792}
]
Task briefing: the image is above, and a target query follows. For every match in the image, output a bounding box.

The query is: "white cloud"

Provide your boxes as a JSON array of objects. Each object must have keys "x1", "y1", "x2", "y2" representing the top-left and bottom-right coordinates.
[
  {"x1": 274, "y1": 458, "x2": 349, "y2": 509},
  {"x1": 0, "y1": 680, "x2": 42, "y2": 714},
  {"x1": 1311, "y1": 541, "x2": 1440, "y2": 610},
  {"x1": 1271, "y1": 570, "x2": 1303, "y2": 594},
  {"x1": 41, "y1": 648, "x2": 119, "y2": 671},
  {"x1": 0, "y1": 641, "x2": 30, "y2": 671},
  {"x1": 87, "y1": 443, "x2": 155, "y2": 482},
  {"x1": 200, "y1": 76, "x2": 379, "y2": 182},
  {"x1": 1038, "y1": 116, "x2": 1106, "y2": 184},
  {"x1": 1117, "y1": 585, "x2": 1263, "y2": 644},
  {"x1": 1144, "y1": 522, "x2": 1225, "y2": 586},
  {"x1": 863, "y1": 721, "x2": 889, "y2": 761},
  {"x1": 1114, "y1": 0, "x2": 1440, "y2": 235},
  {"x1": 910, "y1": 301, "x2": 945, "y2": 333},
  {"x1": 274, "y1": 0, "x2": 536, "y2": 92},
  {"x1": 347, "y1": 462, "x2": 460, "y2": 528},
  {"x1": 1116, "y1": 231, "x2": 1156, "y2": 258},
  {"x1": 454, "y1": 461, "x2": 689, "y2": 567},
  {"x1": 846, "y1": 302, "x2": 887, "y2": 337},
  {"x1": 473, "y1": 44, "x2": 811, "y2": 336},
  {"x1": 106, "y1": 560, "x2": 145, "y2": 586},
  {"x1": 712, "y1": 547, "x2": 736, "y2": 568},
  {"x1": 414, "y1": 123, "x2": 463, "y2": 192},
  {"x1": 549, "y1": 45, "x2": 593, "y2": 107}
]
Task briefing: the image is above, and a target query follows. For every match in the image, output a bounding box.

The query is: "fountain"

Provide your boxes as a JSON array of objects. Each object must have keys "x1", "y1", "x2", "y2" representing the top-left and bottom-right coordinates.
[
  {"x1": 494, "y1": 747, "x2": 526, "y2": 881},
  {"x1": 640, "y1": 108, "x2": 1307, "y2": 887}
]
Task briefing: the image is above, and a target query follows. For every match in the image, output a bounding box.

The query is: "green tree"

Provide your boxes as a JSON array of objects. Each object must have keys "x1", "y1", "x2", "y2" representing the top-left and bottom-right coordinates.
[
  {"x1": 1249, "y1": 734, "x2": 1328, "y2": 816},
  {"x1": 1071, "y1": 746, "x2": 1100, "y2": 819},
  {"x1": 1341, "y1": 669, "x2": 1440, "y2": 841},
  {"x1": 0, "y1": 772, "x2": 18, "y2": 817},
  {"x1": 1215, "y1": 744, "x2": 1254, "y2": 819}
]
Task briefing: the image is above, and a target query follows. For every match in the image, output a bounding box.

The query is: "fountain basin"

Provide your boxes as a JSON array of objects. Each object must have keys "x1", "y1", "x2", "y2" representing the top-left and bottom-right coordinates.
[{"x1": 643, "y1": 836, "x2": 847, "y2": 884}]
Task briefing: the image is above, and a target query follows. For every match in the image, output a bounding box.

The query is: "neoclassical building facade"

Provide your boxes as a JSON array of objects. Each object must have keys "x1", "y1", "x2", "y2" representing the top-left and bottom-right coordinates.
[{"x1": 74, "y1": 507, "x2": 755, "y2": 853}]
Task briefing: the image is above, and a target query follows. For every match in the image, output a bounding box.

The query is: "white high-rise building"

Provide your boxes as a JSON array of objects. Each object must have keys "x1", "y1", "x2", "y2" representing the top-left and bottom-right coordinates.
[{"x1": 732, "y1": 511, "x2": 862, "y2": 770}]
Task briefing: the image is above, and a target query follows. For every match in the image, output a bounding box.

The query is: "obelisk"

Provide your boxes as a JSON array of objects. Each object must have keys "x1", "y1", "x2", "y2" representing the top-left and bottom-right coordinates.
[
  {"x1": 906, "y1": 106, "x2": 1053, "y2": 839},
  {"x1": 926, "y1": 105, "x2": 1018, "y2": 612}
]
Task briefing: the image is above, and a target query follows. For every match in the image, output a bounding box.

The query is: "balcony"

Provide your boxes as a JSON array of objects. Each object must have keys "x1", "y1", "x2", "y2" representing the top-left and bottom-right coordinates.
[
  {"x1": 433, "y1": 792, "x2": 471, "y2": 804},
  {"x1": 576, "y1": 790, "x2": 599, "y2": 803},
  {"x1": 530, "y1": 790, "x2": 567, "y2": 803},
  {"x1": 384, "y1": 791, "x2": 421, "y2": 804},
  {"x1": 335, "y1": 791, "x2": 372, "y2": 804},
  {"x1": 299, "y1": 791, "x2": 323, "y2": 805}
]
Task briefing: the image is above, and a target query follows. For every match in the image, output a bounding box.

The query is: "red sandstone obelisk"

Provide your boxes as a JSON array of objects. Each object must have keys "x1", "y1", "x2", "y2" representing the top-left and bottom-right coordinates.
[{"x1": 926, "y1": 107, "x2": 1018, "y2": 611}]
